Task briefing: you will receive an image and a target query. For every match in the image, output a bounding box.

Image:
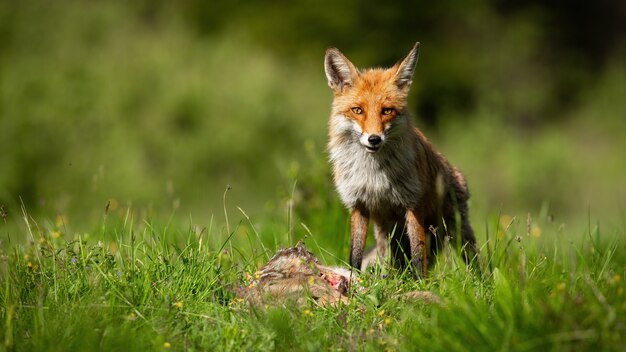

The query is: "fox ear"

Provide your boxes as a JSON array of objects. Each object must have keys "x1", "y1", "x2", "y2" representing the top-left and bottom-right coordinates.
[
  {"x1": 394, "y1": 42, "x2": 420, "y2": 90},
  {"x1": 325, "y1": 48, "x2": 358, "y2": 92}
]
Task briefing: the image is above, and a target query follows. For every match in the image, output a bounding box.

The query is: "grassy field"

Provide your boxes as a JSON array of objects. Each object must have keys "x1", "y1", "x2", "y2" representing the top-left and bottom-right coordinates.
[
  {"x1": 1, "y1": 200, "x2": 625, "y2": 351},
  {"x1": 2, "y1": 2, "x2": 626, "y2": 351}
]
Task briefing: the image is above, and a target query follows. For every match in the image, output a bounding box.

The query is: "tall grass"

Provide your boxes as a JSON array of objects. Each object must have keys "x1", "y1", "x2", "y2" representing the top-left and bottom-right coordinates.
[
  {"x1": 1, "y1": 3, "x2": 625, "y2": 350},
  {"x1": 1, "y1": 202, "x2": 624, "y2": 351}
]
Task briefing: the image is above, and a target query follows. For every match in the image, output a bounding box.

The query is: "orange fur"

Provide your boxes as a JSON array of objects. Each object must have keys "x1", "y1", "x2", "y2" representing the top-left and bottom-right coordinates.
[{"x1": 325, "y1": 43, "x2": 478, "y2": 275}]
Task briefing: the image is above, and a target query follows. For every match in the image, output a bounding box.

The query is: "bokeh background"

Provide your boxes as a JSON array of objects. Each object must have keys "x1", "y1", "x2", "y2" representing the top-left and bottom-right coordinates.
[{"x1": 1, "y1": 1, "x2": 625, "y2": 239}]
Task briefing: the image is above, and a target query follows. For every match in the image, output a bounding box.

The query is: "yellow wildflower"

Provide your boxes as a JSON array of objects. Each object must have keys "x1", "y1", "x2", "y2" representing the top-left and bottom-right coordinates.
[
  {"x1": 52, "y1": 231, "x2": 61, "y2": 239},
  {"x1": 611, "y1": 274, "x2": 621, "y2": 285},
  {"x1": 55, "y1": 215, "x2": 67, "y2": 227},
  {"x1": 531, "y1": 226, "x2": 542, "y2": 238},
  {"x1": 173, "y1": 301, "x2": 183, "y2": 309},
  {"x1": 163, "y1": 342, "x2": 171, "y2": 349},
  {"x1": 499, "y1": 215, "x2": 512, "y2": 229},
  {"x1": 229, "y1": 297, "x2": 246, "y2": 306}
]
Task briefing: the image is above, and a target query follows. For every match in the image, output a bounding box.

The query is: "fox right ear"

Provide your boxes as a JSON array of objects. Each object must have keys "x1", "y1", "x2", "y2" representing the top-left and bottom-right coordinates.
[
  {"x1": 325, "y1": 48, "x2": 358, "y2": 92},
  {"x1": 394, "y1": 42, "x2": 420, "y2": 90}
]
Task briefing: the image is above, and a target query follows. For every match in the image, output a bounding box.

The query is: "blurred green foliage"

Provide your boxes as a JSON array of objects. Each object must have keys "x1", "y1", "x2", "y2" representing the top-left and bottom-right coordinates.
[{"x1": 0, "y1": 1, "x2": 625, "y2": 232}]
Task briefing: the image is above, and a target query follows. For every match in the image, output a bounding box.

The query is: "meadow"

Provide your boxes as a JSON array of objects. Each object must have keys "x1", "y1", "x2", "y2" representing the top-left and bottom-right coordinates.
[
  {"x1": 1, "y1": 198, "x2": 625, "y2": 351},
  {"x1": 1, "y1": 2, "x2": 626, "y2": 351}
]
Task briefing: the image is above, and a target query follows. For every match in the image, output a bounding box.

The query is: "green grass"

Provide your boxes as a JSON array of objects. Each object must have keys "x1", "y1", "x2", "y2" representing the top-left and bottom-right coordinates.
[
  {"x1": 2, "y1": 2, "x2": 625, "y2": 351},
  {"x1": 1, "y1": 202, "x2": 625, "y2": 352}
]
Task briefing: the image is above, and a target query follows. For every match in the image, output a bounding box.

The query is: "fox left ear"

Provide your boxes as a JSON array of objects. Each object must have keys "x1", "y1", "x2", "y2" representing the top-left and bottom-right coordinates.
[
  {"x1": 325, "y1": 47, "x2": 359, "y2": 92},
  {"x1": 394, "y1": 42, "x2": 420, "y2": 90}
]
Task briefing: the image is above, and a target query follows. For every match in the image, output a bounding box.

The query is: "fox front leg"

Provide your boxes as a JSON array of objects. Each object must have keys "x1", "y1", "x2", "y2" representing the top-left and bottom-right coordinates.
[
  {"x1": 406, "y1": 209, "x2": 428, "y2": 277},
  {"x1": 373, "y1": 221, "x2": 389, "y2": 264},
  {"x1": 350, "y1": 207, "x2": 369, "y2": 270}
]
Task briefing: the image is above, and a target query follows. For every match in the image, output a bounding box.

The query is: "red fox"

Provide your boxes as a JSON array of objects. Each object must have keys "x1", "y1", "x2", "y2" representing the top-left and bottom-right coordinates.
[{"x1": 324, "y1": 42, "x2": 478, "y2": 276}]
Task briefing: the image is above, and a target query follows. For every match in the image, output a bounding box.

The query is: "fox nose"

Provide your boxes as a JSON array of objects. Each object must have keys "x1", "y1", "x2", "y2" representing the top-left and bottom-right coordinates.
[{"x1": 368, "y1": 135, "x2": 382, "y2": 146}]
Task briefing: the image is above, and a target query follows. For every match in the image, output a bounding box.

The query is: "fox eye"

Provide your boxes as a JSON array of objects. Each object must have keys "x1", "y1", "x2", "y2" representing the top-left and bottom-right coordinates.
[
  {"x1": 351, "y1": 107, "x2": 363, "y2": 114},
  {"x1": 382, "y1": 108, "x2": 395, "y2": 115}
]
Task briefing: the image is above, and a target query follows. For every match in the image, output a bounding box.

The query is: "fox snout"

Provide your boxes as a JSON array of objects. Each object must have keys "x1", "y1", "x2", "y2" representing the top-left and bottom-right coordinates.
[{"x1": 359, "y1": 132, "x2": 385, "y2": 153}]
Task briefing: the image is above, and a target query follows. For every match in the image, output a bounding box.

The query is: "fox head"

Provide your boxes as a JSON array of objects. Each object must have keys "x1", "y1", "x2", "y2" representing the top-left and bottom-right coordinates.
[{"x1": 325, "y1": 43, "x2": 419, "y2": 153}]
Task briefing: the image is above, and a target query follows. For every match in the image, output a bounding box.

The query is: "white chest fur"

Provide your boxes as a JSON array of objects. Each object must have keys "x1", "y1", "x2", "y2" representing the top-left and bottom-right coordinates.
[{"x1": 329, "y1": 134, "x2": 422, "y2": 212}]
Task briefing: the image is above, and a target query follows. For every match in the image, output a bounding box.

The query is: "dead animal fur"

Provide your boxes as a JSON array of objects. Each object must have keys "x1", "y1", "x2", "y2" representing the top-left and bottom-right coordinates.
[{"x1": 236, "y1": 243, "x2": 440, "y2": 307}]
